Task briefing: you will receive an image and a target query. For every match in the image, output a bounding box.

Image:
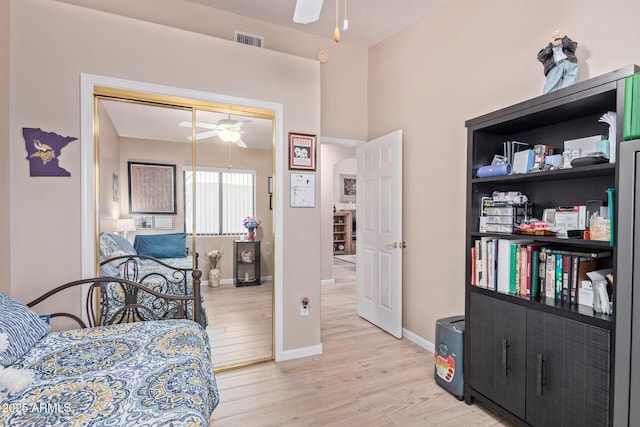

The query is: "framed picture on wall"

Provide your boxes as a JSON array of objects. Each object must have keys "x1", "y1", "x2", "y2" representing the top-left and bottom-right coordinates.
[
  {"x1": 128, "y1": 161, "x2": 177, "y2": 214},
  {"x1": 154, "y1": 215, "x2": 174, "y2": 230},
  {"x1": 133, "y1": 215, "x2": 153, "y2": 230},
  {"x1": 340, "y1": 174, "x2": 356, "y2": 203},
  {"x1": 112, "y1": 173, "x2": 119, "y2": 202},
  {"x1": 288, "y1": 133, "x2": 316, "y2": 170}
]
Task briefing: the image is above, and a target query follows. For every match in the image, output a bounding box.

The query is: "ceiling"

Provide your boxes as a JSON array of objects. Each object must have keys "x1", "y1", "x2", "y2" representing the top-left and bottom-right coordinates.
[
  {"x1": 98, "y1": 0, "x2": 447, "y2": 145},
  {"x1": 184, "y1": 0, "x2": 446, "y2": 47},
  {"x1": 101, "y1": 100, "x2": 274, "y2": 150}
]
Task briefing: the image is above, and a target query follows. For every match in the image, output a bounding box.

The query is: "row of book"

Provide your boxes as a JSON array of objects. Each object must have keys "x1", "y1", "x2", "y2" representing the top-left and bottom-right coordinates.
[{"x1": 470, "y1": 237, "x2": 612, "y2": 306}]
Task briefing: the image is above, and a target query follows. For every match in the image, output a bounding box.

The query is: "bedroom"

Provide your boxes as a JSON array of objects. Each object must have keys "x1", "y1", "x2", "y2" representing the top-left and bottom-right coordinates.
[
  {"x1": 97, "y1": 95, "x2": 276, "y2": 368},
  {"x1": 3, "y1": 0, "x2": 640, "y2": 424}
]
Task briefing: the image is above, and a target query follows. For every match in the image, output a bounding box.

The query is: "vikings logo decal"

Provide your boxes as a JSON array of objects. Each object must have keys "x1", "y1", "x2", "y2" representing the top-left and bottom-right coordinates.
[
  {"x1": 23, "y1": 128, "x2": 77, "y2": 177},
  {"x1": 29, "y1": 139, "x2": 56, "y2": 165}
]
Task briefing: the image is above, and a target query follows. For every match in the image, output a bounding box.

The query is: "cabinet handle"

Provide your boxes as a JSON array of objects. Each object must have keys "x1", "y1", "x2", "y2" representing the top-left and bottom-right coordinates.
[
  {"x1": 536, "y1": 354, "x2": 545, "y2": 396},
  {"x1": 501, "y1": 339, "x2": 509, "y2": 377}
]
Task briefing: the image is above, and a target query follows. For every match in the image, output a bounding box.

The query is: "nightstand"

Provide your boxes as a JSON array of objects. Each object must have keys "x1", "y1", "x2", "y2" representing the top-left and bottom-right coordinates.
[{"x1": 234, "y1": 240, "x2": 261, "y2": 287}]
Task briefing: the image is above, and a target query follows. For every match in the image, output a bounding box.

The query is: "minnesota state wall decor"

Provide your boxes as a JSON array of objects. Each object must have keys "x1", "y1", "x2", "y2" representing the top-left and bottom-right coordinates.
[{"x1": 23, "y1": 128, "x2": 77, "y2": 177}]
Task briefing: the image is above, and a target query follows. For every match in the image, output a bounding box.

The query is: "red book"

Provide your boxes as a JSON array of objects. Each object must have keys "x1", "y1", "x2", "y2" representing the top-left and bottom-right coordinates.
[
  {"x1": 470, "y1": 246, "x2": 476, "y2": 286},
  {"x1": 562, "y1": 254, "x2": 572, "y2": 303}
]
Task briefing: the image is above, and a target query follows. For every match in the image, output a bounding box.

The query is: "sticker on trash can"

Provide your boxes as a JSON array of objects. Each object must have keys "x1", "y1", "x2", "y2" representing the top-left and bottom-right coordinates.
[{"x1": 435, "y1": 344, "x2": 455, "y2": 383}]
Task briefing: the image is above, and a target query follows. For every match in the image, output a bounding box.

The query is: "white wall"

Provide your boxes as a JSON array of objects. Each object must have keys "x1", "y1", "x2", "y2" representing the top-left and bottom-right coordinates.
[
  {"x1": 55, "y1": 0, "x2": 368, "y2": 141},
  {"x1": 9, "y1": 0, "x2": 320, "y2": 353},
  {"x1": 368, "y1": 0, "x2": 640, "y2": 343},
  {"x1": 0, "y1": 0, "x2": 10, "y2": 295}
]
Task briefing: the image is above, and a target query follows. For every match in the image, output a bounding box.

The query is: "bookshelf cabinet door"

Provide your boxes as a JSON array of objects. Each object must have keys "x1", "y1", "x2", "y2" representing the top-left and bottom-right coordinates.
[
  {"x1": 526, "y1": 310, "x2": 611, "y2": 427},
  {"x1": 469, "y1": 292, "x2": 527, "y2": 419}
]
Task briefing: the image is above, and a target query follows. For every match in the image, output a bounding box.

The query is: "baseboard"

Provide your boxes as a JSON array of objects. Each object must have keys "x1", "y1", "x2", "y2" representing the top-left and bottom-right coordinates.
[
  {"x1": 321, "y1": 279, "x2": 334, "y2": 286},
  {"x1": 403, "y1": 328, "x2": 435, "y2": 353},
  {"x1": 280, "y1": 343, "x2": 323, "y2": 361},
  {"x1": 205, "y1": 277, "x2": 273, "y2": 287}
]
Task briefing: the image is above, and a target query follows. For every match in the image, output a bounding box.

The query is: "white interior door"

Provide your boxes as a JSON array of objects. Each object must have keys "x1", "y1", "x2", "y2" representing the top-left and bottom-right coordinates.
[{"x1": 356, "y1": 130, "x2": 403, "y2": 338}]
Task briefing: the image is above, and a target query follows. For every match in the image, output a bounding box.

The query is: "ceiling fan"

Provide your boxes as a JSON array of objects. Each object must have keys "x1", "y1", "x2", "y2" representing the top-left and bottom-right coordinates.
[
  {"x1": 178, "y1": 115, "x2": 251, "y2": 148},
  {"x1": 293, "y1": 0, "x2": 324, "y2": 23}
]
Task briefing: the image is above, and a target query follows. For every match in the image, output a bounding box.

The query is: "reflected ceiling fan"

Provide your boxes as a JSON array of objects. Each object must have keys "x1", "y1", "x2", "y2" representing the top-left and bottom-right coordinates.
[
  {"x1": 293, "y1": 0, "x2": 324, "y2": 23},
  {"x1": 178, "y1": 115, "x2": 251, "y2": 148}
]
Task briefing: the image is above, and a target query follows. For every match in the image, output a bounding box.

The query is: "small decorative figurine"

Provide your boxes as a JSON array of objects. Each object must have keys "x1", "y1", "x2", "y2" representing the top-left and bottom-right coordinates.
[{"x1": 537, "y1": 31, "x2": 578, "y2": 94}]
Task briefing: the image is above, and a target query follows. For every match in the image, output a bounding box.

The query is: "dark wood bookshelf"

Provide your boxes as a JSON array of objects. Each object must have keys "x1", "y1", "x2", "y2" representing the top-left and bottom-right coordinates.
[
  {"x1": 464, "y1": 66, "x2": 640, "y2": 426},
  {"x1": 469, "y1": 286, "x2": 612, "y2": 329}
]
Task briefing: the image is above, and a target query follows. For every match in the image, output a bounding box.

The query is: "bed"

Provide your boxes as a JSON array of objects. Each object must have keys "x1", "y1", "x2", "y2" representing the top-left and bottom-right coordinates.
[
  {"x1": 99, "y1": 232, "x2": 207, "y2": 327},
  {"x1": 0, "y1": 276, "x2": 219, "y2": 426}
]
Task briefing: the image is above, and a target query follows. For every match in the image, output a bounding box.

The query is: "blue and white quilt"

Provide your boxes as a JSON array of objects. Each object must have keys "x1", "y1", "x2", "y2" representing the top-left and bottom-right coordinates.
[
  {"x1": 102, "y1": 256, "x2": 207, "y2": 327},
  {"x1": 1, "y1": 320, "x2": 219, "y2": 426}
]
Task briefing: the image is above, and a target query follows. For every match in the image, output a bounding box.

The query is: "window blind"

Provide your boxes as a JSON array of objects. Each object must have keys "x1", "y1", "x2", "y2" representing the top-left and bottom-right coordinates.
[{"x1": 184, "y1": 166, "x2": 256, "y2": 235}]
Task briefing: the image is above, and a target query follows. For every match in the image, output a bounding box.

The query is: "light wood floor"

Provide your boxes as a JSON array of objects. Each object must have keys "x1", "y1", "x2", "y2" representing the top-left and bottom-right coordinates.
[
  {"x1": 202, "y1": 281, "x2": 273, "y2": 369},
  {"x1": 210, "y1": 259, "x2": 511, "y2": 426}
]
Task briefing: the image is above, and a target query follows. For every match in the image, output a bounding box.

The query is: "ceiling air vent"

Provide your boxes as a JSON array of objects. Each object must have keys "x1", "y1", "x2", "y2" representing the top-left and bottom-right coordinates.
[{"x1": 235, "y1": 31, "x2": 264, "y2": 48}]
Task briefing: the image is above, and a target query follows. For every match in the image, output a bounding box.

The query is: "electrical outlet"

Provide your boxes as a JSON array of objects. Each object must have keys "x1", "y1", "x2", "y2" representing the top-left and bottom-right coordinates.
[{"x1": 300, "y1": 297, "x2": 309, "y2": 316}]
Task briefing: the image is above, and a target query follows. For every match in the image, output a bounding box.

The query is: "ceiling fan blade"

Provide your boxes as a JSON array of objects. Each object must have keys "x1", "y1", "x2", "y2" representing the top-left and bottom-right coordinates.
[
  {"x1": 178, "y1": 120, "x2": 220, "y2": 130},
  {"x1": 293, "y1": 0, "x2": 323, "y2": 24},
  {"x1": 235, "y1": 138, "x2": 248, "y2": 148},
  {"x1": 230, "y1": 121, "x2": 249, "y2": 130},
  {"x1": 194, "y1": 130, "x2": 219, "y2": 140}
]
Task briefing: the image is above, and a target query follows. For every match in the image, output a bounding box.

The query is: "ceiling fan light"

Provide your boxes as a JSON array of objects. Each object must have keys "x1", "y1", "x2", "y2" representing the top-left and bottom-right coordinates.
[
  {"x1": 343, "y1": 19, "x2": 348, "y2": 31},
  {"x1": 219, "y1": 129, "x2": 241, "y2": 143},
  {"x1": 334, "y1": 26, "x2": 340, "y2": 42}
]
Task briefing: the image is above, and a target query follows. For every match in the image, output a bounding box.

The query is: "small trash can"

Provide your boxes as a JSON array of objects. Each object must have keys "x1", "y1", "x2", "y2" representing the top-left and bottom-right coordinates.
[{"x1": 434, "y1": 315, "x2": 465, "y2": 400}]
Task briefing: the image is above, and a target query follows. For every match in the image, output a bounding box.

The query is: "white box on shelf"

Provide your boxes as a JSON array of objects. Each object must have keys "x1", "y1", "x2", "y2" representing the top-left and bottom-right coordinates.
[
  {"x1": 564, "y1": 135, "x2": 607, "y2": 156},
  {"x1": 578, "y1": 280, "x2": 594, "y2": 308}
]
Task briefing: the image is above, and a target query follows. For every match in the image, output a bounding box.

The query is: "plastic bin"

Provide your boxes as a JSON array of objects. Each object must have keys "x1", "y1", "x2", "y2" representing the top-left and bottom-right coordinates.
[{"x1": 434, "y1": 315, "x2": 465, "y2": 400}]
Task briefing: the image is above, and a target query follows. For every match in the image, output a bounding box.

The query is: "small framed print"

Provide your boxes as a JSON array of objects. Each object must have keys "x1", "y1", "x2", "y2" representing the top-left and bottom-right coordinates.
[
  {"x1": 340, "y1": 174, "x2": 356, "y2": 203},
  {"x1": 112, "y1": 173, "x2": 119, "y2": 202},
  {"x1": 133, "y1": 215, "x2": 153, "y2": 230},
  {"x1": 290, "y1": 173, "x2": 315, "y2": 207},
  {"x1": 154, "y1": 215, "x2": 174, "y2": 230},
  {"x1": 289, "y1": 133, "x2": 316, "y2": 171}
]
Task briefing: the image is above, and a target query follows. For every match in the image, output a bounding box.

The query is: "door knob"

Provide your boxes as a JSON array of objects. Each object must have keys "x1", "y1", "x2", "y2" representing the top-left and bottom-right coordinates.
[
  {"x1": 401, "y1": 242, "x2": 407, "y2": 248},
  {"x1": 385, "y1": 242, "x2": 398, "y2": 249}
]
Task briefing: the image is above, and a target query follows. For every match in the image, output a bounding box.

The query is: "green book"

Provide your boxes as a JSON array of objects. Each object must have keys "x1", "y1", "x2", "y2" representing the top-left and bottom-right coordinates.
[
  {"x1": 510, "y1": 243, "x2": 520, "y2": 295},
  {"x1": 624, "y1": 73, "x2": 640, "y2": 141},
  {"x1": 555, "y1": 254, "x2": 563, "y2": 302},
  {"x1": 624, "y1": 74, "x2": 634, "y2": 140},
  {"x1": 531, "y1": 250, "x2": 540, "y2": 299}
]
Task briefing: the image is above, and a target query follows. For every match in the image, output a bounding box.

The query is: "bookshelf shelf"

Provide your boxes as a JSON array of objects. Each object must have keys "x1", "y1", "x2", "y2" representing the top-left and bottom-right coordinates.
[
  {"x1": 464, "y1": 66, "x2": 640, "y2": 427},
  {"x1": 469, "y1": 231, "x2": 612, "y2": 248},
  {"x1": 333, "y1": 211, "x2": 353, "y2": 255},
  {"x1": 469, "y1": 286, "x2": 612, "y2": 329},
  {"x1": 471, "y1": 162, "x2": 615, "y2": 184}
]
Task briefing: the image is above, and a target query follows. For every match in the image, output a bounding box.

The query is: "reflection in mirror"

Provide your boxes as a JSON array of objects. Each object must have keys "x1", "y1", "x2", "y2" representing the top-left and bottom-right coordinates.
[
  {"x1": 192, "y1": 108, "x2": 275, "y2": 369},
  {"x1": 97, "y1": 99, "x2": 203, "y2": 325},
  {"x1": 96, "y1": 97, "x2": 274, "y2": 369}
]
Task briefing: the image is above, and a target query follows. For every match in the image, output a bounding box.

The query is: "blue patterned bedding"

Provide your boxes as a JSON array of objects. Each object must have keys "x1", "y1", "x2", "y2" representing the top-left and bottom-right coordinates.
[
  {"x1": 2, "y1": 320, "x2": 219, "y2": 426},
  {"x1": 101, "y1": 256, "x2": 207, "y2": 327}
]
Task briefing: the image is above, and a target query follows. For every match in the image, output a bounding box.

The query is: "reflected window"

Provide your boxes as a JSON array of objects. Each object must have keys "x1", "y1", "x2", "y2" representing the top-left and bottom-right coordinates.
[{"x1": 184, "y1": 166, "x2": 256, "y2": 235}]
